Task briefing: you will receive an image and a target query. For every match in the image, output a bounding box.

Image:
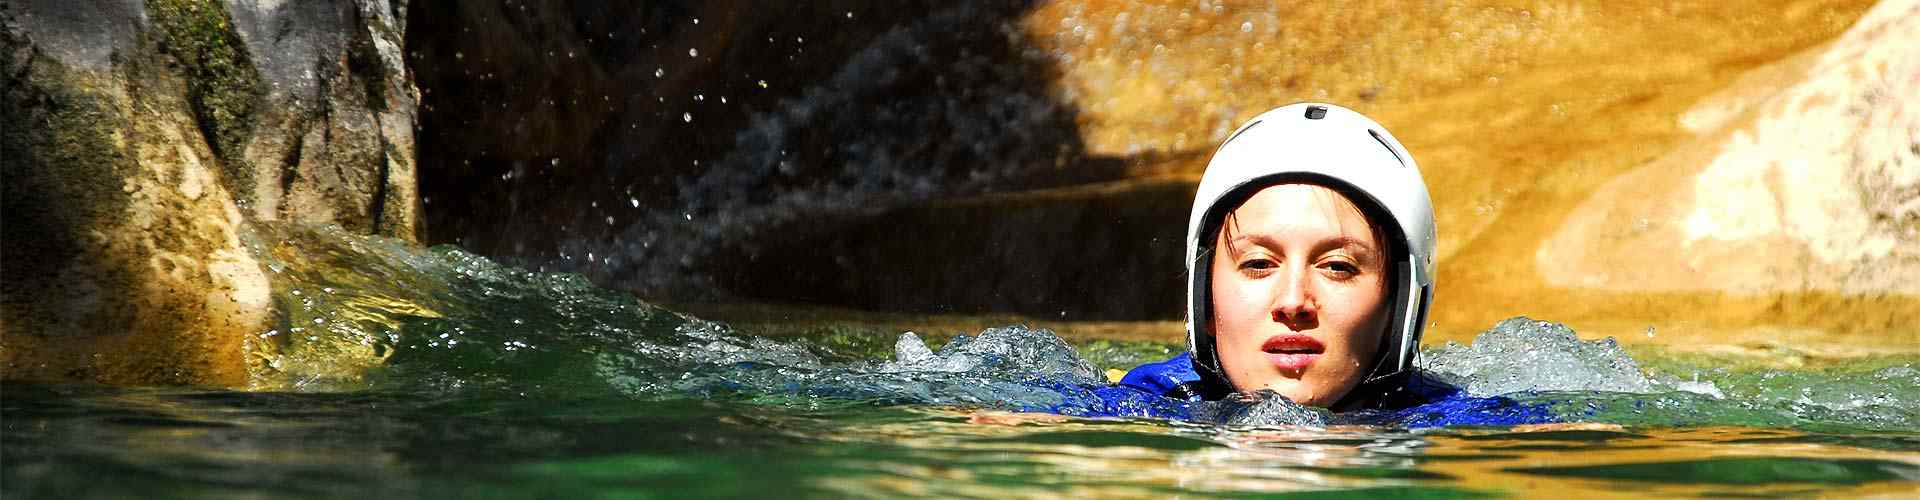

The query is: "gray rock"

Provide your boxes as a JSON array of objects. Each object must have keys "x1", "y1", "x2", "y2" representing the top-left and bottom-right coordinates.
[{"x1": 0, "y1": 0, "x2": 416, "y2": 387}]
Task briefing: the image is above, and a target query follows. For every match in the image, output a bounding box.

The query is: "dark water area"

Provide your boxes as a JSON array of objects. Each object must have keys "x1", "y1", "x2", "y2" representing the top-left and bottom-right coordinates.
[{"x1": 9, "y1": 224, "x2": 1916, "y2": 497}]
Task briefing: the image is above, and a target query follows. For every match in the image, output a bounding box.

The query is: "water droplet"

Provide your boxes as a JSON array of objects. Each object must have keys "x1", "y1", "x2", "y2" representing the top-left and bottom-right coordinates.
[
  {"x1": 757, "y1": 80, "x2": 768, "y2": 88},
  {"x1": 605, "y1": 216, "x2": 615, "y2": 225},
  {"x1": 550, "y1": 157, "x2": 560, "y2": 166},
  {"x1": 692, "y1": 18, "x2": 700, "y2": 24},
  {"x1": 654, "y1": 68, "x2": 665, "y2": 78},
  {"x1": 719, "y1": 96, "x2": 728, "y2": 103},
  {"x1": 629, "y1": 198, "x2": 639, "y2": 208},
  {"x1": 694, "y1": 94, "x2": 705, "y2": 101},
  {"x1": 682, "y1": 112, "x2": 693, "y2": 122},
  {"x1": 688, "y1": 48, "x2": 699, "y2": 57},
  {"x1": 1241, "y1": 21, "x2": 1254, "y2": 33}
]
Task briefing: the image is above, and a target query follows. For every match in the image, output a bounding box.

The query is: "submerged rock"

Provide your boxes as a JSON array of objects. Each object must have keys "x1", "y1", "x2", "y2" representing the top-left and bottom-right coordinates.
[{"x1": 1, "y1": 1, "x2": 417, "y2": 387}]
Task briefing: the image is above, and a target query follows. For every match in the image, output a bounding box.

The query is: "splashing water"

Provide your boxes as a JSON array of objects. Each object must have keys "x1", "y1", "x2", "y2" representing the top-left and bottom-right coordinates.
[
  {"x1": 245, "y1": 224, "x2": 1919, "y2": 433},
  {"x1": 1422, "y1": 317, "x2": 1703, "y2": 397}
]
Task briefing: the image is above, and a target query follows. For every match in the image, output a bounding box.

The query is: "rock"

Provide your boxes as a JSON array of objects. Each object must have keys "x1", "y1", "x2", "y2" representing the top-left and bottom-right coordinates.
[
  {"x1": 1, "y1": 0, "x2": 417, "y2": 387},
  {"x1": 715, "y1": 177, "x2": 1195, "y2": 320},
  {"x1": 1539, "y1": 0, "x2": 1920, "y2": 296},
  {"x1": 407, "y1": 1, "x2": 1094, "y2": 298}
]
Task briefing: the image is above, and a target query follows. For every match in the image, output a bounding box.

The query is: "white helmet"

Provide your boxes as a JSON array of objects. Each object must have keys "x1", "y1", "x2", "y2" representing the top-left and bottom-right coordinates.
[{"x1": 1185, "y1": 102, "x2": 1436, "y2": 400}]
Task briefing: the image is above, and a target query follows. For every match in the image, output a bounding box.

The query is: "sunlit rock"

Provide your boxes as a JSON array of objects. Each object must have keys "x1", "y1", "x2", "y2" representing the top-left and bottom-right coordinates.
[
  {"x1": 0, "y1": 0, "x2": 417, "y2": 386},
  {"x1": 1538, "y1": 0, "x2": 1920, "y2": 296}
]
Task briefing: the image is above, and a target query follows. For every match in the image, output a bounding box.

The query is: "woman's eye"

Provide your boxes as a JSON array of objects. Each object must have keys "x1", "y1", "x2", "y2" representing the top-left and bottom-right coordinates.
[
  {"x1": 1324, "y1": 261, "x2": 1359, "y2": 276},
  {"x1": 1240, "y1": 259, "x2": 1277, "y2": 271}
]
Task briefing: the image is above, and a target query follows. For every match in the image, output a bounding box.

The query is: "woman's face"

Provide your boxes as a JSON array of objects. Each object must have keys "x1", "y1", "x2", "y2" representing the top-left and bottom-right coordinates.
[{"x1": 1209, "y1": 183, "x2": 1391, "y2": 407}]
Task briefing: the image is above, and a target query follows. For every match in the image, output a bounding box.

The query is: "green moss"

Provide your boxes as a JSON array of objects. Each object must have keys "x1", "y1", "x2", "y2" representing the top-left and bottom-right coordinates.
[{"x1": 145, "y1": 0, "x2": 264, "y2": 199}]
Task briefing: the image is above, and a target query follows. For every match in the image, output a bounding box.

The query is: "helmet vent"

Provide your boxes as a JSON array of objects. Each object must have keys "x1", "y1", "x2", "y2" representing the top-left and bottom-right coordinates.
[
  {"x1": 1369, "y1": 129, "x2": 1408, "y2": 167},
  {"x1": 1304, "y1": 105, "x2": 1329, "y2": 119}
]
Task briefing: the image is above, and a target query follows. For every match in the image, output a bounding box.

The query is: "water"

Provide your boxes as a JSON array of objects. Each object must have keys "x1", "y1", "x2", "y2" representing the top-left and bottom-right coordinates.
[{"x1": 5, "y1": 224, "x2": 1918, "y2": 497}]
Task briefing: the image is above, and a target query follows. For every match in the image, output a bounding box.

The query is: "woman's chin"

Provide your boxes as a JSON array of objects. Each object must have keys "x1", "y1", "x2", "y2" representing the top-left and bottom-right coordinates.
[{"x1": 1240, "y1": 379, "x2": 1332, "y2": 407}]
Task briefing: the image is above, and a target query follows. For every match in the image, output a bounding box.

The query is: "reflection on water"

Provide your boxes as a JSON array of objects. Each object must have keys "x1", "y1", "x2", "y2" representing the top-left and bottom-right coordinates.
[{"x1": 5, "y1": 385, "x2": 1917, "y2": 498}]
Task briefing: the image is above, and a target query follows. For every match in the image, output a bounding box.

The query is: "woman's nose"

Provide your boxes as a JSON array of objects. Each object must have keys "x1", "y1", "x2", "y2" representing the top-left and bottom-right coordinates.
[{"x1": 1270, "y1": 267, "x2": 1317, "y2": 328}]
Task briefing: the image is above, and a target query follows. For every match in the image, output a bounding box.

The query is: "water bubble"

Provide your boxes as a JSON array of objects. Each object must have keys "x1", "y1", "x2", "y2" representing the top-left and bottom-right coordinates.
[
  {"x1": 629, "y1": 198, "x2": 639, "y2": 208},
  {"x1": 1241, "y1": 21, "x2": 1254, "y2": 33},
  {"x1": 682, "y1": 112, "x2": 693, "y2": 123},
  {"x1": 654, "y1": 68, "x2": 665, "y2": 78},
  {"x1": 688, "y1": 48, "x2": 699, "y2": 57},
  {"x1": 550, "y1": 158, "x2": 560, "y2": 166},
  {"x1": 694, "y1": 94, "x2": 705, "y2": 101},
  {"x1": 692, "y1": 18, "x2": 699, "y2": 24},
  {"x1": 757, "y1": 80, "x2": 768, "y2": 88},
  {"x1": 605, "y1": 216, "x2": 615, "y2": 225}
]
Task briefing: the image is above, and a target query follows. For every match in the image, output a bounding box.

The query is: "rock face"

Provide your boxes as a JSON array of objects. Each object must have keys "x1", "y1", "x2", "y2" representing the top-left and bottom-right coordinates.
[
  {"x1": 408, "y1": 1, "x2": 1098, "y2": 300},
  {"x1": 405, "y1": 0, "x2": 1915, "y2": 343},
  {"x1": 1539, "y1": 0, "x2": 1920, "y2": 295},
  {"x1": 1, "y1": 0, "x2": 417, "y2": 387}
]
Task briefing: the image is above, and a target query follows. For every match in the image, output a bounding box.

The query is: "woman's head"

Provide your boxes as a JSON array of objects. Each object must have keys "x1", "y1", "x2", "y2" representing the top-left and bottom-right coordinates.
[{"x1": 1185, "y1": 103, "x2": 1436, "y2": 408}]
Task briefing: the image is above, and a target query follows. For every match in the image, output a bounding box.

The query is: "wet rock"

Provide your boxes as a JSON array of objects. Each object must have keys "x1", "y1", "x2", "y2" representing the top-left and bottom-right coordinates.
[
  {"x1": 717, "y1": 176, "x2": 1194, "y2": 320},
  {"x1": 1, "y1": 0, "x2": 417, "y2": 387}
]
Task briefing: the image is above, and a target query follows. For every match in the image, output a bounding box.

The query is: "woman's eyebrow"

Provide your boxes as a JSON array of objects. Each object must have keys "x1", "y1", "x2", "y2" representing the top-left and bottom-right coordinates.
[
  {"x1": 1228, "y1": 233, "x2": 1378, "y2": 254},
  {"x1": 1325, "y1": 236, "x2": 1382, "y2": 260}
]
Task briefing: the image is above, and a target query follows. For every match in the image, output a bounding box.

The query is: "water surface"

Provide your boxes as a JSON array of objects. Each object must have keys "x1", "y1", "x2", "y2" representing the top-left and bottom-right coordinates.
[{"x1": 5, "y1": 224, "x2": 1916, "y2": 497}]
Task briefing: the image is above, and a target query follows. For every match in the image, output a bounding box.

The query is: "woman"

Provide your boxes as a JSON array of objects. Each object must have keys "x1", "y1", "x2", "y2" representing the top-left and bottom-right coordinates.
[{"x1": 1107, "y1": 102, "x2": 1441, "y2": 413}]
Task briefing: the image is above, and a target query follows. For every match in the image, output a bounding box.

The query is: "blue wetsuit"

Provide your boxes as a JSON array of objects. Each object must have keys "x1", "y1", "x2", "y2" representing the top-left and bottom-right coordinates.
[{"x1": 1077, "y1": 353, "x2": 1557, "y2": 427}]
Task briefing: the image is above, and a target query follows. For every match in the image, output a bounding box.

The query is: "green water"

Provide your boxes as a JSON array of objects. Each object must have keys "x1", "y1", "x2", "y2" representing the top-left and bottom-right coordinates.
[{"x1": 4, "y1": 224, "x2": 1918, "y2": 497}]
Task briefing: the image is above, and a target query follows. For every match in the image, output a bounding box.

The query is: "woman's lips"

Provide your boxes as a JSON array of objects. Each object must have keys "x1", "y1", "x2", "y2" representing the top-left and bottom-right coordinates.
[{"x1": 1261, "y1": 334, "x2": 1325, "y2": 373}]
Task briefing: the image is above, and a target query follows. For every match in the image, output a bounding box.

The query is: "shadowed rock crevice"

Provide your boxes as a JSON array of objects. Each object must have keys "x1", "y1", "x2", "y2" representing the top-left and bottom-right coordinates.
[{"x1": 411, "y1": 0, "x2": 1123, "y2": 307}]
